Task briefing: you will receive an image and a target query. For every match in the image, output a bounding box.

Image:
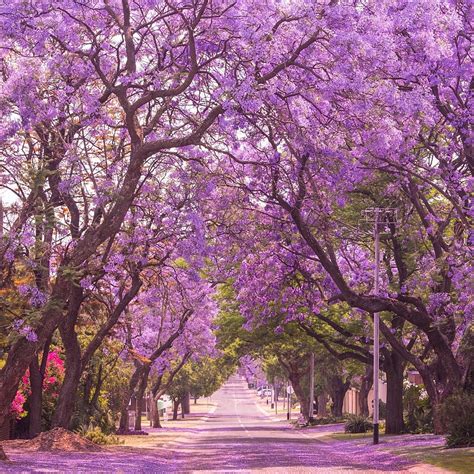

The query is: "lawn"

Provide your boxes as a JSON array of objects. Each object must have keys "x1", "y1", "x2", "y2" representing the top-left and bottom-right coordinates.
[
  {"x1": 388, "y1": 443, "x2": 474, "y2": 474},
  {"x1": 322, "y1": 431, "x2": 473, "y2": 474}
]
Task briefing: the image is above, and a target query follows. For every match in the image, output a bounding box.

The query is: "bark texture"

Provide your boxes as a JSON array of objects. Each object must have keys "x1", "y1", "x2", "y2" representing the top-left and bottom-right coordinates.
[
  {"x1": 383, "y1": 350, "x2": 405, "y2": 434},
  {"x1": 358, "y1": 365, "x2": 373, "y2": 418},
  {"x1": 328, "y1": 374, "x2": 351, "y2": 418}
]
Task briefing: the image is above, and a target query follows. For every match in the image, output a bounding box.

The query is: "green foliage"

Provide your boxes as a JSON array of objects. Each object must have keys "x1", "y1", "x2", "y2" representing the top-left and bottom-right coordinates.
[
  {"x1": 76, "y1": 424, "x2": 123, "y2": 445},
  {"x1": 71, "y1": 339, "x2": 132, "y2": 433},
  {"x1": 58, "y1": 265, "x2": 84, "y2": 284},
  {"x1": 403, "y1": 384, "x2": 433, "y2": 433},
  {"x1": 167, "y1": 364, "x2": 192, "y2": 401},
  {"x1": 214, "y1": 279, "x2": 365, "y2": 420},
  {"x1": 262, "y1": 355, "x2": 287, "y2": 385},
  {"x1": 344, "y1": 414, "x2": 373, "y2": 433},
  {"x1": 308, "y1": 415, "x2": 346, "y2": 426},
  {"x1": 173, "y1": 257, "x2": 189, "y2": 269},
  {"x1": 0, "y1": 268, "x2": 35, "y2": 349},
  {"x1": 214, "y1": 280, "x2": 246, "y2": 358},
  {"x1": 440, "y1": 392, "x2": 474, "y2": 448},
  {"x1": 188, "y1": 357, "x2": 235, "y2": 399}
]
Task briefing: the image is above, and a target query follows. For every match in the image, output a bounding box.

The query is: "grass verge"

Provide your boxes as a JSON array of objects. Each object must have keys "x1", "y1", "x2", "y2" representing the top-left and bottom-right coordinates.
[
  {"x1": 388, "y1": 444, "x2": 474, "y2": 474},
  {"x1": 322, "y1": 430, "x2": 473, "y2": 473}
]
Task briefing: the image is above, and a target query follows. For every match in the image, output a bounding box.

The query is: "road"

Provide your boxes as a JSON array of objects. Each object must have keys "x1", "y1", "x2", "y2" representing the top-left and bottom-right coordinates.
[
  {"x1": 1, "y1": 376, "x2": 446, "y2": 473},
  {"x1": 163, "y1": 376, "x2": 435, "y2": 473}
]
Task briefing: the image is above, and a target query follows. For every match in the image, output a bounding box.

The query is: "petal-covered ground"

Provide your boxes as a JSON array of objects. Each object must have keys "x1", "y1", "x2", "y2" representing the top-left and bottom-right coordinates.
[{"x1": 1, "y1": 378, "x2": 454, "y2": 473}]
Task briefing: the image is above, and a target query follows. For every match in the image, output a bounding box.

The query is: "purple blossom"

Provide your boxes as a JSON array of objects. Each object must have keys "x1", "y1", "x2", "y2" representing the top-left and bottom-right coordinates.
[
  {"x1": 80, "y1": 276, "x2": 94, "y2": 290},
  {"x1": 29, "y1": 287, "x2": 46, "y2": 307},
  {"x1": 21, "y1": 326, "x2": 38, "y2": 342}
]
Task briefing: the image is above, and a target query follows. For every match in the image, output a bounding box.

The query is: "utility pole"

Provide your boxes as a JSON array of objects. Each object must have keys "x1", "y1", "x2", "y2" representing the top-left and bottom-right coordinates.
[
  {"x1": 373, "y1": 209, "x2": 380, "y2": 444},
  {"x1": 363, "y1": 207, "x2": 397, "y2": 445},
  {"x1": 287, "y1": 389, "x2": 290, "y2": 420},
  {"x1": 286, "y1": 383, "x2": 293, "y2": 420},
  {"x1": 0, "y1": 197, "x2": 3, "y2": 238},
  {"x1": 308, "y1": 352, "x2": 315, "y2": 423}
]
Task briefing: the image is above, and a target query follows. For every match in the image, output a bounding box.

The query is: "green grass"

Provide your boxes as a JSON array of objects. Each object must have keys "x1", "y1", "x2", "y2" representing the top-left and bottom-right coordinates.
[
  {"x1": 322, "y1": 430, "x2": 474, "y2": 473},
  {"x1": 424, "y1": 448, "x2": 474, "y2": 474},
  {"x1": 324, "y1": 425, "x2": 385, "y2": 441},
  {"x1": 327, "y1": 432, "x2": 378, "y2": 441},
  {"x1": 387, "y1": 444, "x2": 474, "y2": 474}
]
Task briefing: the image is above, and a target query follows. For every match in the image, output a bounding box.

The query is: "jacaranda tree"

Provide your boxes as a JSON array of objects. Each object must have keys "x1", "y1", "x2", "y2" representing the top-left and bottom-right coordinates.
[{"x1": 0, "y1": 2, "x2": 472, "y2": 461}]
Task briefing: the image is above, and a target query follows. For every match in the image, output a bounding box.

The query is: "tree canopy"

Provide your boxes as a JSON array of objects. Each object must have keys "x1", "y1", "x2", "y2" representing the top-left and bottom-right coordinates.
[{"x1": 0, "y1": 0, "x2": 472, "y2": 449}]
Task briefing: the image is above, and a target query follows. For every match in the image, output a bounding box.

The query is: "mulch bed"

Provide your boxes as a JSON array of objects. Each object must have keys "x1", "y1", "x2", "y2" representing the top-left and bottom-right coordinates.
[{"x1": 2, "y1": 427, "x2": 101, "y2": 452}]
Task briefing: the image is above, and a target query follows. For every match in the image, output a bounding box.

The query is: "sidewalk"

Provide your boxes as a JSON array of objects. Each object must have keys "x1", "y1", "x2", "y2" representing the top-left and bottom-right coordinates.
[
  {"x1": 253, "y1": 391, "x2": 296, "y2": 423},
  {"x1": 1, "y1": 400, "x2": 218, "y2": 473},
  {"x1": 115, "y1": 399, "x2": 217, "y2": 450},
  {"x1": 250, "y1": 388, "x2": 461, "y2": 473}
]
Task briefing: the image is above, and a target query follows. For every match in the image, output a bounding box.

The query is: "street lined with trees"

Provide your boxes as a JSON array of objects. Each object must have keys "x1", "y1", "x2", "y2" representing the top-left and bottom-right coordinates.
[{"x1": 0, "y1": 0, "x2": 472, "y2": 470}]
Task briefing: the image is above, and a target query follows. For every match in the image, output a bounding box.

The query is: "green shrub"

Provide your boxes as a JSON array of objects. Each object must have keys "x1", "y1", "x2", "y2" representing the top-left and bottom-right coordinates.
[
  {"x1": 440, "y1": 392, "x2": 474, "y2": 448},
  {"x1": 403, "y1": 384, "x2": 433, "y2": 434},
  {"x1": 76, "y1": 424, "x2": 123, "y2": 445},
  {"x1": 344, "y1": 414, "x2": 373, "y2": 433},
  {"x1": 308, "y1": 415, "x2": 347, "y2": 426}
]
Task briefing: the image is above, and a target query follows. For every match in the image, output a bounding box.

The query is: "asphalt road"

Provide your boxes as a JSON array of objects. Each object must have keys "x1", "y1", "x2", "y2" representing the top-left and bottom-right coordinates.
[
  {"x1": 1, "y1": 376, "x2": 445, "y2": 473},
  {"x1": 164, "y1": 375, "x2": 427, "y2": 473}
]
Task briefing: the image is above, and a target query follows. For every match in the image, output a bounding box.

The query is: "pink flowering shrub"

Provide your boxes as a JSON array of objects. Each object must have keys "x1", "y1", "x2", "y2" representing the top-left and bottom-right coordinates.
[
  {"x1": 10, "y1": 392, "x2": 27, "y2": 419},
  {"x1": 10, "y1": 349, "x2": 65, "y2": 419}
]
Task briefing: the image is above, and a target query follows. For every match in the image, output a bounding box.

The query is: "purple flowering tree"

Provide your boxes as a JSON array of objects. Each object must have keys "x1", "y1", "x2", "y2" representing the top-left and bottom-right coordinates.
[{"x1": 0, "y1": 3, "x2": 320, "y2": 446}]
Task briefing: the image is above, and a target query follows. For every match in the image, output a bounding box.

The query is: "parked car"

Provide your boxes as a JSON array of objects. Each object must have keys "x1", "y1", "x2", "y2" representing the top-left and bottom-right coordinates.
[{"x1": 258, "y1": 388, "x2": 272, "y2": 398}]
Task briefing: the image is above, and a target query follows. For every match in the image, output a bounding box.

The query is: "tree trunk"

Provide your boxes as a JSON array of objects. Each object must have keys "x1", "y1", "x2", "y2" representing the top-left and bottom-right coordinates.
[
  {"x1": 182, "y1": 391, "x2": 190, "y2": 415},
  {"x1": 0, "y1": 300, "x2": 65, "y2": 428},
  {"x1": 52, "y1": 287, "x2": 84, "y2": 429},
  {"x1": 90, "y1": 364, "x2": 103, "y2": 411},
  {"x1": 181, "y1": 397, "x2": 185, "y2": 419},
  {"x1": 51, "y1": 340, "x2": 82, "y2": 429},
  {"x1": 134, "y1": 368, "x2": 149, "y2": 431},
  {"x1": 83, "y1": 370, "x2": 93, "y2": 414},
  {"x1": 134, "y1": 405, "x2": 142, "y2": 430},
  {"x1": 328, "y1": 375, "x2": 350, "y2": 418},
  {"x1": 0, "y1": 445, "x2": 7, "y2": 461},
  {"x1": 359, "y1": 365, "x2": 373, "y2": 417},
  {"x1": 150, "y1": 396, "x2": 162, "y2": 428},
  {"x1": 29, "y1": 337, "x2": 52, "y2": 437},
  {"x1": 384, "y1": 352, "x2": 405, "y2": 434},
  {"x1": 119, "y1": 405, "x2": 130, "y2": 431},
  {"x1": 414, "y1": 361, "x2": 449, "y2": 434},
  {"x1": 119, "y1": 365, "x2": 144, "y2": 431},
  {"x1": 432, "y1": 402, "x2": 444, "y2": 435},
  {"x1": 331, "y1": 391, "x2": 344, "y2": 418},
  {"x1": 28, "y1": 357, "x2": 43, "y2": 437},
  {"x1": 172, "y1": 399, "x2": 179, "y2": 420},
  {"x1": 150, "y1": 379, "x2": 162, "y2": 429},
  {"x1": 289, "y1": 373, "x2": 309, "y2": 420},
  {"x1": 317, "y1": 393, "x2": 328, "y2": 416}
]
